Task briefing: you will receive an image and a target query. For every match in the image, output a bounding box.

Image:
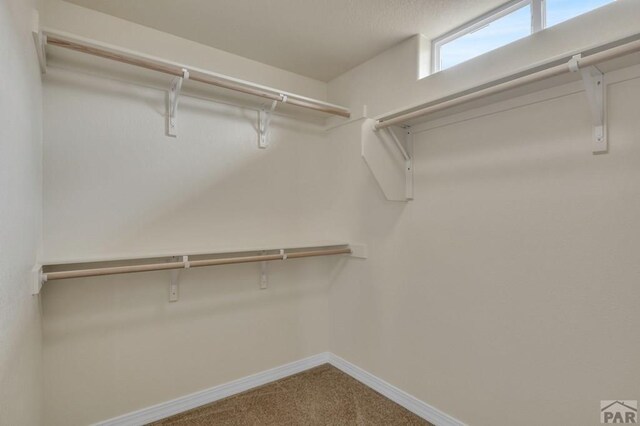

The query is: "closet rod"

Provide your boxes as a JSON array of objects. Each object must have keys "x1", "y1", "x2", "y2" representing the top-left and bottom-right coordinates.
[
  {"x1": 43, "y1": 32, "x2": 351, "y2": 119},
  {"x1": 42, "y1": 247, "x2": 352, "y2": 281},
  {"x1": 375, "y1": 35, "x2": 640, "y2": 129}
]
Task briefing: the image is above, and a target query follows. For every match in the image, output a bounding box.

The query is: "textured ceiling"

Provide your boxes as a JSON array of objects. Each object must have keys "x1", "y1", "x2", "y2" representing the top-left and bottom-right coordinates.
[{"x1": 63, "y1": 0, "x2": 507, "y2": 81}]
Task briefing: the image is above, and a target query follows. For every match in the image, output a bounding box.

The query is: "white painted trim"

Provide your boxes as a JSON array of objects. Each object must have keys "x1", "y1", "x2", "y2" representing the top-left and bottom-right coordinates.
[
  {"x1": 94, "y1": 352, "x2": 465, "y2": 426},
  {"x1": 94, "y1": 353, "x2": 330, "y2": 426},
  {"x1": 328, "y1": 354, "x2": 466, "y2": 426}
]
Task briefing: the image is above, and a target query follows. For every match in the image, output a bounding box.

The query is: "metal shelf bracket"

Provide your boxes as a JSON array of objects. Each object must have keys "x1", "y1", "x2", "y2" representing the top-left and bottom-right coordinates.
[
  {"x1": 167, "y1": 69, "x2": 189, "y2": 137},
  {"x1": 32, "y1": 265, "x2": 44, "y2": 295},
  {"x1": 260, "y1": 251, "x2": 269, "y2": 289},
  {"x1": 169, "y1": 255, "x2": 189, "y2": 302},
  {"x1": 362, "y1": 119, "x2": 414, "y2": 201},
  {"x1": 260, "y1": 249, "x2": 287, "y2": 289},
  {"x1": 31, "y1": 11, "x2": 47, "y2": 74},
  {"x1": 569, "y1": 54, "x2": 607, "y2": 153},
  {"x1": 260, "y1": 260, "x2": 268, "y2": 289},
  {"x1": 258, "y1": 94, "x2": 287, "y2": 149},
  {"x1": 383, "y1": 126, "x2": 414, "y2": 200}
]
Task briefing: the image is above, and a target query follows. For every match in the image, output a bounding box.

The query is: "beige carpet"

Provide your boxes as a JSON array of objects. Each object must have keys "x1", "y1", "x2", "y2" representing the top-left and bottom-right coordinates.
[{"x1": 149, "y1": 364, "x2": 432, "y2": 425}]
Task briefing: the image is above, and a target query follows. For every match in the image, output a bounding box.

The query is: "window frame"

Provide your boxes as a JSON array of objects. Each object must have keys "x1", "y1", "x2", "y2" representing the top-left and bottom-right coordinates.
[{"x1": 431, "y1": 0, "x2": 546, "y2": 73}]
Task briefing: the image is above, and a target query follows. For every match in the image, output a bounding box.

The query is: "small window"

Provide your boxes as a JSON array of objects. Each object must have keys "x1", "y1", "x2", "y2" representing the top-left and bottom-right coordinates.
[
  {"x1": 546, "y1": 0, "x2": 615, "y2": 28},
  {"x1": 430, "y1": 0, "x2": 616, "y2": 74},
  {"x1": 438, "y1": 4, "x2": 532, "y2": 71}
]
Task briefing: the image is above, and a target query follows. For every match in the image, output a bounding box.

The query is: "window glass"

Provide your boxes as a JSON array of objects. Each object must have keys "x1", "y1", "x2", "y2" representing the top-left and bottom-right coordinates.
[
  {"x1": 439, "y1": 5, "x2": 531, "y2": 71},
  {"x1": 546, "y1": 0, "x2": 615, "y2": 28}
]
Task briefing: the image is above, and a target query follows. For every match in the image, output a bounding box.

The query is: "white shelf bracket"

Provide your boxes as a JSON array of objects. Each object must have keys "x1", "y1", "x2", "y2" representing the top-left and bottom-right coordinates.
[
  {"x1": 569, "y1": 54, "x2": 607, "y2": 153},
  {"x1": 258, "y1": 94, "x2": 287, "y2": 149},
  {"x1": 167, "y1": 69, "x2": 189, "y2": 137},
  {"x1": 349, "y1": 244, "x2": 368, "y2": 259},
  {"x1": 259, "y1": 249, "x2": 288, "y2": 289},
  {"x1": 362, "y1": 119, "x2": 413, "y2": 201},
  {"x1": 383, "y1": 126, "x2": 414, "y2": 201},
  {"x1": 31, "y1": 11, "x2": 46, "y2": 74},
  {"x1": 260, "y1": 251, "x2": 268, "y2": 289},
  {"x1": 32, "y1": 265, "x2": 45, "y2": 295},
  {"x1": 169, "y1": 255, "x2": 189, "y2": 302}
]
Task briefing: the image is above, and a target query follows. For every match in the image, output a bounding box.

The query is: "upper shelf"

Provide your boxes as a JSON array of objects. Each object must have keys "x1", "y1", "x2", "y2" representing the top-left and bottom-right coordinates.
[
  {"x1": 35, "y1": 29, "x2": 351, "y2": 122},
  {"x1": 375, "y1": 33, "x2": 640, "y2": 129},
  {"x1": 33, "y1": 242, "x2": 368, "y2": 296},
  {"x1": 39, "y1": 241, "x2": 356, "y2": 266}
]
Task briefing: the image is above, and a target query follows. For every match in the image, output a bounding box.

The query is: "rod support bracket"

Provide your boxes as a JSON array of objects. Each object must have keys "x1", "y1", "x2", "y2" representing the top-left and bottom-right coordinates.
[
  {"x1": 31, "y1": 11, "x2": 47, "y2": 74},
  {"x1": 169, "y1": 255, "x2": 189, "y2": 302},
  {"x1": 32, "y1": 265, "x2": 45, "y2": 295},
  {"x1": 362, "y1": 119, "x2": 413, "y2": 201},
  {"x1": 258, "y1": 94, "x2": 287, "y2": 149},
  {"x1": 569, "y1": 54, "x2": 607, "y2": 153},
  {"x1": 260, "y1": 251, "x2": 268, "y2": 289},
  {"x1": 383, "y1": 126, "x2": 414, "y2": 200},
  {"x1": 349, "y1": 244, "x2": 368, "y2": 259},
  {"x1": 167, "y1": 69, "x2": 189, "y2": 137}
]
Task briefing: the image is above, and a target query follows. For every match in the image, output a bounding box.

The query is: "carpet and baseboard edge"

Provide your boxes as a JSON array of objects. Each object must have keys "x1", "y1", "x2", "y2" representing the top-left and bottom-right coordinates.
[{"x1": 95, "y1": 352, "x2": 465, "y2": 426}]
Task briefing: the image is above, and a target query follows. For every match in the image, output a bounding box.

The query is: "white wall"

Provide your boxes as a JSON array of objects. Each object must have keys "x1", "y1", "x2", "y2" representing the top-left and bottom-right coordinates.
[
  {"x1": 327, "y1": 1, "x2": 640, "y2": 425},
  {"x1": 330, "y1": 72, "x2": 640, "y2": 426},
  {"x1": 38, "y1": 0, "x2": 640, "y2": 425},
  {"x1": 41, "y1": 0, "x2": 327, "y2": 101},
  {"x1": 0, "y1": 0, "x2": 43, "y2": 425},
  {"x1": 41, "y1": 71, "x2": 343, "y2": 426},
  {"x1": 39, "y1": 3, "x2": 347, "y2": 422}
]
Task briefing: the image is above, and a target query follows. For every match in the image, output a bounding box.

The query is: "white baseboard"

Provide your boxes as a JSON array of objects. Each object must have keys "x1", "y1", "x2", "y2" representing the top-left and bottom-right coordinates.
[
  {"x1": 328, "y1": 354, "x2": 465, "y2": 426},
  {"x1": 95, "y1": 352, "x2": 464, "y2": 426},
  {"x1": 95, "y1": 353, "x2": 331, "y2": 426}
]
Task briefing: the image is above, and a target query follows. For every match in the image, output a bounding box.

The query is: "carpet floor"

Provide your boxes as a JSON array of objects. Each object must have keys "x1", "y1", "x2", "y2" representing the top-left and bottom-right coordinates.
[{"x1": 149, "y1": 364, "x2": 432, "y2": 425}]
